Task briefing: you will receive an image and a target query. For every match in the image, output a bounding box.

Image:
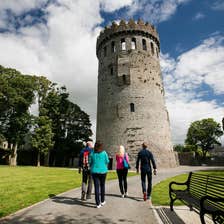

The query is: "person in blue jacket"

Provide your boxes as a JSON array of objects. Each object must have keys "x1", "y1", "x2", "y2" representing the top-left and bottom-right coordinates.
[
  {"x1": 78, "y1": 141, "x2": 93, "y2": 200},
  {"x1": 89, "y1": 141, "x2": 109, "y2": 208},
  {"x1": 136, "y1": 142, "x2": 157, "y2": 201}
]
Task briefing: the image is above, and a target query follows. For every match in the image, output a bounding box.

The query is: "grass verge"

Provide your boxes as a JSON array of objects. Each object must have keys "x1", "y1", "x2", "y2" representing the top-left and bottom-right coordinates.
[{"x1": 0, "y1": 165, "x2": 136, "y2": 218}]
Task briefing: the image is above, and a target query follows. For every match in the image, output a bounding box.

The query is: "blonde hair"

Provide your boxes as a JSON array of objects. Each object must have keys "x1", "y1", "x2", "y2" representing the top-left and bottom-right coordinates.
[{"x1": 118, "y1": 145, "x2": 125, "y2": 156}]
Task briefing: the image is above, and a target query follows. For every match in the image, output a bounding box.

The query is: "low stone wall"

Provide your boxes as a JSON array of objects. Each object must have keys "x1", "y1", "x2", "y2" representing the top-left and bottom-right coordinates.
[
  {"x1": 69, "y1": 157, "x2": 79, "y2": 167},
  {"x1": 177, "y1": 152, "x2": 224, "y2": 166},
  {"x1": 178, "y1": 152, "x2": 196, "y2": 166},
  {"x1": 205, "y1": 156, "x2": 224, "y2": 166}
]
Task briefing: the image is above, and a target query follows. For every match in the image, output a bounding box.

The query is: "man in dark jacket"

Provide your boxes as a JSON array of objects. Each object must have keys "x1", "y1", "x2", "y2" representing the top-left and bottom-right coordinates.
[
  {"x1": 136, "y1": 142, "x2": 157, "y2": 201},
  {"x1": 78, "y1": 141, "x2": 93, "y2": 200}
]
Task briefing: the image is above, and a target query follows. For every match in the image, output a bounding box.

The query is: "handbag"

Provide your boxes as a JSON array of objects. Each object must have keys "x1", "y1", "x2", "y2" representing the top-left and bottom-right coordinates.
[{"x1": 123, "y1": 153, "x2": 130, "y2": 169}]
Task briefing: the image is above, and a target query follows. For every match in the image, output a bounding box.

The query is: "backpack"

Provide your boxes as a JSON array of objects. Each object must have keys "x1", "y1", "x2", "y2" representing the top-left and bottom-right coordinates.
[{"x1": 83, "y1": 150, "x2": 90, "y2": 168}]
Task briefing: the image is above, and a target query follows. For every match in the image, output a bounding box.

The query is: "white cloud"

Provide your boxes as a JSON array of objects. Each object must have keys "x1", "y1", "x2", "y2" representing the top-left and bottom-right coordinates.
[
  {"x1": 0, "y1": 0, "x2": 47, "y2": 15},
  {"x1": 126, "y1": 0, "x2": 191, "y2": 24},
  {"x1": 100, "y1": 0, "x2": 134, "y2": 12},
  {"x1": 0, "y1": 0, "x2": 138, "y2": 138},
  {"x1": 161, "y1": 35, "x2": 224, "y2": 144},
  {"x1": 0, "y1": 0, "x2": 47, "y2": 30},
  {"x1": 211, "y1": 0, "x2": 224, "y2": 11},
  {"x1": 0, "y1": 1, "x2": 103, "y2": 136},
  {"x1": 0, "y1": 0, "x2": 223, "y2": 145},
  {"x1": 167, "y1": 100, "x2": 224, "y2": 144},
  {"x1": 0, "y1": 32, "x2": 51, "y2": 76},
  {"x1": 193, "y1": 12, "x2": 205, "y2": 20},
  {"x1": 173, "y1": 36, "x2": 224, "y2": 95}
]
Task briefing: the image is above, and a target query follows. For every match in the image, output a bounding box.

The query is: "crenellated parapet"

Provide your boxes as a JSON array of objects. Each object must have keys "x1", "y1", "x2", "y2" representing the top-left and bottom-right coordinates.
[{"x1": 96, "y1": 19, "x2": 160, "y2": 56}]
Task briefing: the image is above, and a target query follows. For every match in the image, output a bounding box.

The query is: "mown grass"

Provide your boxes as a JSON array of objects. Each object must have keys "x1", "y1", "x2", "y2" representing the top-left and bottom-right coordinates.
[
  {"x1": 0, "y1": 165, "x2": 136, "y2": 218},
  {"x1": 152, "y1": 170, "x2": 224, "y2": 206}
]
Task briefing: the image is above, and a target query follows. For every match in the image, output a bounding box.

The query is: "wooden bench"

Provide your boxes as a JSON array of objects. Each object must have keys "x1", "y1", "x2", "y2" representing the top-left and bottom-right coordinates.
[{"x1": 169, "y1": 172, "x2": 224, "y2": 224}]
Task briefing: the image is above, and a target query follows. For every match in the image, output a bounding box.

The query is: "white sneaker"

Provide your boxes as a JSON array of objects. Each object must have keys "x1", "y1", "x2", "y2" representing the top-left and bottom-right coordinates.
[
  {"x1": 121, "y1": 194, "x2": 124, "y2": 198},
  {"x1": 101, "y1": 201, "x2": 106, "y2": 206},
  {"x1": 96, "y1": 204, "x2": 101, "y2": 208},
  {"x1": 125, "y1": 192, "x2": 128, "y2": 197}
]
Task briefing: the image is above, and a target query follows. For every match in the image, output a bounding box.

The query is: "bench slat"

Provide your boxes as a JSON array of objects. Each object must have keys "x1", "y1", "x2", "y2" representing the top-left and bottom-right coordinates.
[{"x1": 169, "y1": 171, "x2": 224, "y2": 224}]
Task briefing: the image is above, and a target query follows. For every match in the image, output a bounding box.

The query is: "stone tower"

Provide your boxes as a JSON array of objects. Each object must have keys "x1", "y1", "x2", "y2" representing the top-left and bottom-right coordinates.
[{"x1": 96, "y1": 19, "x2": 177, "y2": 168}]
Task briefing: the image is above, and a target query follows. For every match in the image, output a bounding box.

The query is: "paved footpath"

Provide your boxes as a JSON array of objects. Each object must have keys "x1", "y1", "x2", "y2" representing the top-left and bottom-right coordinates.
[{"x1": 1, "y1": 166, "x2": 223, "y2": 224}]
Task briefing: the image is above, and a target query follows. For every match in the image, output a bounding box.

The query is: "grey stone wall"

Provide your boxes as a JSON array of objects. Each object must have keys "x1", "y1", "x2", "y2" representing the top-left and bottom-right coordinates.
[{"x1": 96, "y1": 20, "x2": 177, "y2": 168}]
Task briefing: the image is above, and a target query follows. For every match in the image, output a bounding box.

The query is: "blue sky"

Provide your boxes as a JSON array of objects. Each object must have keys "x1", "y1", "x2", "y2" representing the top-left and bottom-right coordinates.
[
  {"x1": 158, "y1": 0, "x2": 224, "y2": 56},
  {"x1": 0, "y1": 0, "x2": 223, "y2": 144}
]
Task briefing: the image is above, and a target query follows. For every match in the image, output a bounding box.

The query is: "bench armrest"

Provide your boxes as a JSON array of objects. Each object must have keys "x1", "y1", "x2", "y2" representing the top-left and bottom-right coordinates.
[{"x1": 169, "y1": 181, "x2": 189, "y2": 193}]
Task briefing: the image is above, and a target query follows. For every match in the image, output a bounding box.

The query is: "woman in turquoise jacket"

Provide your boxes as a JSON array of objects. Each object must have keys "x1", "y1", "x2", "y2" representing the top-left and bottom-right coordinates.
[{"x1": 89, "y1": 141, "x2": 109, "y2": 208}]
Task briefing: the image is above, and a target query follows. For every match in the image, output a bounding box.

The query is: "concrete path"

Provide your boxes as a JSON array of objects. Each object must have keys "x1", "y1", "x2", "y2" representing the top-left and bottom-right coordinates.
[{"x1": 1, "y1": 166, "x2": 223, "y2": 224}]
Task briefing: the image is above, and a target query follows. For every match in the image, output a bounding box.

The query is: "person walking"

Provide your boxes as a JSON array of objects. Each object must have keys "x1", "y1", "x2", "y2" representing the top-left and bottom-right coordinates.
[
  {"x1": 116, "y1": 145, "x2": 129, "y2": 198},
  {"x1": 89, "y1": 141, "x2": 109, "y2": 208},
  {"x1": 78, "y1": 141, "x2": 93, "y2": 200},
  {"x1": 136, "y1": 142, "x2": 157, "y2": 201}
]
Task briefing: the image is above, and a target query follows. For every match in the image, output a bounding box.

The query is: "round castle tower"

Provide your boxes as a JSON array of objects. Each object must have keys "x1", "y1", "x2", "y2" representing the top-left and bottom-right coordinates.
[{"x1": 96, "y1": 19, "x2": 177, "y2": 168}]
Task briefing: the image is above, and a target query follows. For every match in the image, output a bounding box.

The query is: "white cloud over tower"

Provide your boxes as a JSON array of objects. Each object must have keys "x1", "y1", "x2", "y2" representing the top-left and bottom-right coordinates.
[
  {"x1": 0, "y1": 0, "x2": 223, "y2": 144},
  {"x1": 161, "y1": 35, "x2": 224, "y2": 144}
]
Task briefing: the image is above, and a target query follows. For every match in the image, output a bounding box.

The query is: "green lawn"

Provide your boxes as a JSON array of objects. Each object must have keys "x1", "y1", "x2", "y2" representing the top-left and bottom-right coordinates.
[
  {"x1": 152, "y1": 170, "x2": 224, "y2": 206},
  {"x1": 0, "y1": 166, "x2": 136, "y2": 218}
]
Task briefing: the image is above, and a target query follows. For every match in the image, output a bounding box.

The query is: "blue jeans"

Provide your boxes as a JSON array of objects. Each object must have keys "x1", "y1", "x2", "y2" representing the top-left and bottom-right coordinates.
[
  {"x1": 141, "y1": 170, "x2": 152, "y2": 196},
  {"x1": 92, "y1": 173, "x2": 107, "y2": 205}
]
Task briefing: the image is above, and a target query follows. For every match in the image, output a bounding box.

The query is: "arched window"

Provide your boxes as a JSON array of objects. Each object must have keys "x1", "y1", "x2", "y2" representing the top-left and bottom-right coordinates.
[
  {"x1": 142, "y1": 39, "x2": 147, "y2": 51},
  {"x1": 122, "y1": 74, "x2": 126, "y2": 84},
  {"x1": 111, "y1": 41, "x2": 116, "y2": 53},
  {"x1": 121, "y1": 38, "x2": 126, "y2": 50},
  {"x1": 110, "y1": 67, "x2": 113, "y2": 75},
  {"x1": 131, "y1": 38, "x2": 136, "y2": 50},
  {"x1": 151, "y1": 42, "x2": 154, "y2": 55},
  {"x1": 156, "y1": 47, "x2": 159, "y2": 58},
  {"x1": 130, "y1": 103, "x2": 135, "y2": 112},
  {"x1": 104, "y1": 46, "x2": 107, "y2": 56}
]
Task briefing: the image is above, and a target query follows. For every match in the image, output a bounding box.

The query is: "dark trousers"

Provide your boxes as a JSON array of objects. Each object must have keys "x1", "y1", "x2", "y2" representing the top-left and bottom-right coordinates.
[
  {"x1": 82, "y1": 168, "x2": 92, "y2": 197},
  {"x1": 92, "y1": 173, "x2": 107, "y2": 205},
  {"x1": 141, "y1": 170, "x2": 152, "y2": 196},
  {"x1": 116, "y1": 169, "x2": 128, "y2": 194}
]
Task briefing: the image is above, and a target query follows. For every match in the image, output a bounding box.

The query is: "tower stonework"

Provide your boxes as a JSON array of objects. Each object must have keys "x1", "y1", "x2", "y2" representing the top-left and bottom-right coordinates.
[{"x1": 96, "y1": 19, "x2": 177, "y2": 168}]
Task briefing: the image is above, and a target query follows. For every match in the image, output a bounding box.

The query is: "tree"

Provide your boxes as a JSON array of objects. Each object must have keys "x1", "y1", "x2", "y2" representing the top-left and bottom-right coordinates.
[
  {"x1": 222, "y1": 117, "x2": 224, "y2": 131},
  {"x1": 31, "y1": 116, "x2": 54, "y2": 166},
  {"x1": 173, "y1": 144, "x2": 185, "y2": 152},
  {"x1": 41, "y1": 87, "x2": 68, "y2": 163},
  {"x1": 65, "y1": 101, "x2": 92, "y2": 142},
  {"x1": 63, "y1": 101, "x2": 92, "y2": 159},
  {"x1": 0, "y1": 65, "x2": 92, "y2": 166},
  {"x1": 185, "y1": 118, "x2": 223, "y2": 159},
  {"x1": 0, "y1": 133, "x2": 5, "y2": 149},
  {"x1": 33, "y1": 76, "x2": 54, "y2": 116},
  {"x1": 42, "y1": 86, "x2": 92, "y2": 166},
  {"x1": 0, "y1": 65, "x2": 36, "y2": 165}
]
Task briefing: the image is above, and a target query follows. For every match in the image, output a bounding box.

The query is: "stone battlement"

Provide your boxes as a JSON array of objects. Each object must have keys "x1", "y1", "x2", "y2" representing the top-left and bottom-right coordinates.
[{"x1": 96, "y1": 19, "x2": 160, "y2": 54}]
